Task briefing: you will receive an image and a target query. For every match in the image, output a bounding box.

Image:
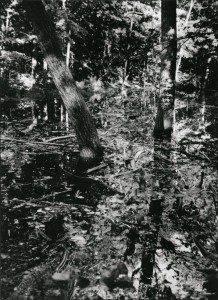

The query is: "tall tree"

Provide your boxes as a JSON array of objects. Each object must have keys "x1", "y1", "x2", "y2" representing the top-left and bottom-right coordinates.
[
  {"x1": 21, "y1": 0, "x2": 103, "y2": 168},
  {"x1": 154, "y1": 0, "x2": 177, "y2": 138}
]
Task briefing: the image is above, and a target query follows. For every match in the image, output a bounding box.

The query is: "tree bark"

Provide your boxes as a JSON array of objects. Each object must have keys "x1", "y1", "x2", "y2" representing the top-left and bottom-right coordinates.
[
  {"x1": 21, "y1": 0, "x2": 103, "y2": 168},
  {"x1": 154, "y1": 0, "x2": 177, "y2": 139}
]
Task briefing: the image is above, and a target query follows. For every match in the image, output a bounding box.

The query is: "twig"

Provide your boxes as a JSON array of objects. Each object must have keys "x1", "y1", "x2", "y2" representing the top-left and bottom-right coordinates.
[
  {"x1": 24, "y1": 152, "x2": 63, "y2": 155},
  {"x1": 30, "y1": 190, "x2": 71, "y2": 202},
  {"x1": 11, "y1": 197, "x2": 91, "y2": 209},
  {"x1": 44, "y1": 135, "x2": 75, "y2": 143},
  {"x1": 7, "y1": 191, "x2": 73, "y2": 208},
  {"x1": 36, "y1": 228, "x2": 52, "y2": 241},
  {"x1": 86, "y1": 163, "x2": 108, "y2": 174},
  {"x1": 1, "y1": 137, "x2": 66, "y2": 147}
]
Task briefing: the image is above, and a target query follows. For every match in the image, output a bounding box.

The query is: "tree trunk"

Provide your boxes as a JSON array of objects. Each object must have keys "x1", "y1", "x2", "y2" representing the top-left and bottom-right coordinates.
[
  {"x1": 64, "y1": 1, "x2": 70, "y2": 132},
  {"x1": 47, "y1": 94, "x2": 56, "y2": 122},
  {"x1": 21, "y1": 0, "x2": 103, "y2": 168},
  {"x1": 121, "y1": 3, "x2": 135, "y2": 98},
  {"x1": 176, "y1": 0, "x2": 195, "y2": 82},
  {"x1": 154, "y1": 0, "x2": 177, "y2": 139}
]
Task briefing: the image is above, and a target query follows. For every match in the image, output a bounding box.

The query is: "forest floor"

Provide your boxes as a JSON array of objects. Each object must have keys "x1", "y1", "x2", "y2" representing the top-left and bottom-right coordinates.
[{"x1": 1, "y1": 91, "x2": 218, "y2": 299}]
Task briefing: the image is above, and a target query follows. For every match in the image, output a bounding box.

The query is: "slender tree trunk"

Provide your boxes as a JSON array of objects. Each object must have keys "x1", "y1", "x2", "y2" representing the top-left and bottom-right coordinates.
[
  {"x1": 121, "y1": 3, "x2": 135, "y2": 98},
  {"x1": 64, "y1": 0, "x2": 70, "y2": 132},
  {"x1": 205, "y1": 58, "x2": 218, "y2": 106},
  {"x1": 5, "y1": 8, "x2": 10, "y2": 33},
  {"x1": 200, "y1": 57, "x2": 211, "y2": 129},
  {"x1": 142, "y1": 62, "x2": 148, "y2": 106},
  {"x1": 62, "y1": 0, "x2": 66, "y2": 10},
  {"x1": 31, "y1": 58, "x2": 38, "y2": 126},
  {"x1": 176, "y1": 0, "x2": 195, "y2": 82},
  {"x1": 60, "y1": 104, "x2": 65, "y2": 124},
  {"x1": 154, "y1": 0, "x2": 177, "y2": 139},
  {"x1": 145, "y1": 3, "x2": 177, "y2": 285},
  {"x1": 47, "y1": 95, "x2": 55, "y2": 122},
  {"x1": 42, "y1": 59, "x2": 56, "y2": 123},
  {"x1": 21, "y1": 0, "x2": 103, "y2": 168}
]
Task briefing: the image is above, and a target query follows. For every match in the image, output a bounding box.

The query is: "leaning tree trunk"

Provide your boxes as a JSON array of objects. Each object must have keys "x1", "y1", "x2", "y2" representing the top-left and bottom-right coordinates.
[
  {"x1": 154, "y1": 0, "x2": 177, "y2": 139},
  {"x1": 21, "y1": 0, "x2": 103, "y2": 168}
]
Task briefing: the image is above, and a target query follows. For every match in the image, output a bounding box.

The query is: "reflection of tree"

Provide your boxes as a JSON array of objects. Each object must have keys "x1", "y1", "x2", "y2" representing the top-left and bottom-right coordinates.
[
  {"x1": 141, "y1": 0, "x2": 177, "y2": 294},
  {"x1": 141, "y1": 139, "x2": 174, "y2": 287}
]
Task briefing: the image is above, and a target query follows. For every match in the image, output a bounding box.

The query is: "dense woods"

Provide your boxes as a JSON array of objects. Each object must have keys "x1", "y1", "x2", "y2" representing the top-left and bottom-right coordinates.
[{"x1": 1, "y1": 0, "x2": 217, "y2": 299}]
